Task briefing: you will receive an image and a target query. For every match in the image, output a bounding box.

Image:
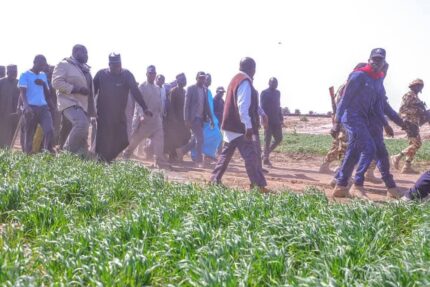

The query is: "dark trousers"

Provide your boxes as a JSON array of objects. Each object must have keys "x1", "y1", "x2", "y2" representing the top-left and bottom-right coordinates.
[
  {"x1": 23, "y1": 105, "x2": 54, "y2": 154},
  {"x1": 406, "y1": 171, "x2": 430, "y2": 199},
  {"x1": 336, "y1": 120, "x2": 375, "y2": 186},
  {"x1": 181, "y1": 117, "x2": 204, "y2": 163},
  {"x1": 263, "y1": 124, "x2": 283, "y2": 159},
  {"x1": 211, "y1": 135, "x2": 267, "y2": 187},
  {"x1": 253, "y1": 132, "x2": 263, "y2": 171},
  {"x1": 370, "y1": 127, "x2": 395, "y2": 188}
]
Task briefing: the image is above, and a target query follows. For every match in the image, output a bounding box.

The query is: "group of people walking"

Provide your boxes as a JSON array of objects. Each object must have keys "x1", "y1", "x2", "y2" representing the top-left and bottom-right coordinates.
[
  {"x1": 2, "y1": 45, "x2": 430, "y2": 201},
  {"x1": 0, "y1": 45, "x2": 284, "y2": 193},
  {"x1": 325, "y1": 48, "x2": 429, "y2": 202}
]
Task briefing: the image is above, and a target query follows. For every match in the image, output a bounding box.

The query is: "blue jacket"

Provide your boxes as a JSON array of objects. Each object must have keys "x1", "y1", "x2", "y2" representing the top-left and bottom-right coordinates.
[{"x1": 336, "y1": 71, "x2": 387, "y2": 126}]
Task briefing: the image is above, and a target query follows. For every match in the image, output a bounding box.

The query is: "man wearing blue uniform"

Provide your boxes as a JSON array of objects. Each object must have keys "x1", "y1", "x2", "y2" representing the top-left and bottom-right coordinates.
[
  {"x1": 331, "y1": 48, "x2": 389, "y2": 198},
  {"x1": 349, "y1": 63, "x2": 405, "y2": 199}
]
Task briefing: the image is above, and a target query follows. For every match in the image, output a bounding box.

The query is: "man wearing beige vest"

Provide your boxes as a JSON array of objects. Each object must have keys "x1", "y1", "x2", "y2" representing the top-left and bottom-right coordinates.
[{"x1": 52, "y1": 44, "x2": 96, "y2": 157}]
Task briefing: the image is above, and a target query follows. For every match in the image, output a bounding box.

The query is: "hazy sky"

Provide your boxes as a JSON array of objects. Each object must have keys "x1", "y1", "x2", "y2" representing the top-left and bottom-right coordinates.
[{"x1": 1, "y1": 0, "x2": 429, "y2": 113}]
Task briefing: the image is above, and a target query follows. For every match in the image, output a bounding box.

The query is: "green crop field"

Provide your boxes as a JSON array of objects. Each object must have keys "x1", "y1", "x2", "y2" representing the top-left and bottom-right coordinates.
[
  {"x1": 1, "y1": 150, "x2": 430, "y2": 286},
  {"x1": 276, "y1": 133, "x2": 430, "y2": 162}
]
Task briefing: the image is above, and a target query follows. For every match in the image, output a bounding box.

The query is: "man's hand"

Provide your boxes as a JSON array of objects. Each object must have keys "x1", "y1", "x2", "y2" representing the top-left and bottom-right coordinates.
[
  {"x1": 143, "y1": 110, "x2": 153, "y2": 117},
  {"x1": 245, "y1": 128, "x2": 253, "y2": 140},
  {"x1": 384, "y1": 124, "x2": 394, "y2": 137},
  {"x1": 72, "y1": 86, "x2": 90, "y2": 95},
  {"x1": 24, "y1": 106, "x2": 34, "y2": 119},
  {"x1": 210, "y1": 121, "x2": 215, "y2": 129},
  {"x1": 261, "y1": 114, "x2": 269, "y2": 129},
  {"x1": 34, "y1": 79, "x2": 45, "y2": 86},
  {"x1": 330, "y1": 122, "x2": 341, "y2": 139}
]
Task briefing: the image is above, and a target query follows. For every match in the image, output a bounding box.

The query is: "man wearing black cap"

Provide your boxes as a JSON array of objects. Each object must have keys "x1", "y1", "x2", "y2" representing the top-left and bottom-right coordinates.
[
  {"x1": 93, "y1": 54, "x2": 151, "y2": 163},
  {"x1": 176, "y1": 71, "x2": 214, "y2": 167},
  {"x1": 213, "y1": 86, "x2": 225, "y2": 127},
  {"x1": 52, "y1": 44, "x2": 96, "y2": 157},
  {"x1": 331, "y1": 48, "x2": 395, "y2": 198},
  {"x1": 0, "y1": 65, "x2": 19, "y2": 147},
  {"x1": 211, "y1": 57, "x2": 268, "y2": 192},
  {"x1": 260, "y1": 77, "x2": 283, "y2": 167}
]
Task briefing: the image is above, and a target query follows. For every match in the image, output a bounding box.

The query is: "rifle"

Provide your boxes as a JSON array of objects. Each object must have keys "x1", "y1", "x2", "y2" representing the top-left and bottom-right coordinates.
[{"x1": 329, "y1": 86, "x2": 336, "y2": 114}]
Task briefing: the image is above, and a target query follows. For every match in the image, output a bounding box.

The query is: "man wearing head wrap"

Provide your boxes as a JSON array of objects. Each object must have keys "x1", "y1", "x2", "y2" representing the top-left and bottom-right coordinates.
[
  {"x1": 211, "y1": 57, "x2": 268, "y2": 193},
  {"x1": 164, "y1": 73, "x2": 191, "y2": 161},
  {"x1": 52, "y1": 44, "x2": 95, "y2": 157},
  {"x1": 0, "y1": 65, "x2": 19, "y2": 147},
  {"x1": 391, "y1": 79, "x2": 426, "y2": 174},
  {"x1": 94, "y1": 54, "x2": 151, "y2": 163},
  {"x1": 18, "y1": 55, "x2": 54, "y2": 153},
  {"x1": 122, "y1": 64, "x2": 168, "y2": 167},
  {"x1": 331, "y1": 48, "x2": 392, "y2": 198}
]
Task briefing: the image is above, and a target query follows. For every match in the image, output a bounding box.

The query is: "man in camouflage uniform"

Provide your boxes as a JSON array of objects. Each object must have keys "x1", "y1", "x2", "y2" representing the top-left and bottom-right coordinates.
[
  {"x1": 391, "y1": 79, "x2": 425, "y2": 174},
  {"x1": 320, "y1": 83, "x2": 348, "y2": 173}
]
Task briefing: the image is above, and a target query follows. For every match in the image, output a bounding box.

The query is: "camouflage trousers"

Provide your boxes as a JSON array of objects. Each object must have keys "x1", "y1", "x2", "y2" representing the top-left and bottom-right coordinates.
[
  {"x1": 324, "y1": 130, "x2": 348, "y2": 163},
  {"x1": 402, "y1": 134, "x2": 422, "y2": 162},
  {"x1": 367, "y1": 160, "x2": 377, "y2": 172}
]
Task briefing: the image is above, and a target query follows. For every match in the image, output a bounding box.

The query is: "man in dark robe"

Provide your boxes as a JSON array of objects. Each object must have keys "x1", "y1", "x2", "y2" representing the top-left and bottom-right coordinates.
[
  {"x1": 164, "y1": 73, "x2": 191, "y2": 161},
  {"x1": 93, "y1": 53, "x2": 151, "y2": 162},
  {"x1": 0, "y1": 65, "x2": 19, "y2": 148}
]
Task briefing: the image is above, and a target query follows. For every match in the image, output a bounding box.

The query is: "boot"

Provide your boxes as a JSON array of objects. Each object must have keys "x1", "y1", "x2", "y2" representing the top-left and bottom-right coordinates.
[
  {"x1": 349, "y1": 184, "x2": 369, "y2": 200},
  {"x1": 319, "y1": 161, "x2": 332, "y2": 174},
  {"x1": 391, "y1": 154, "x2": 403, "y2": 170},
  {"x1": 332, "y1": 185, "x2": 351, "y2": 198},
  {"x1": 329, "y1": 177, "x2": 337, "y2": 188},
  {"x1": 400, "y1": 195, "x2": 412, "y2": 202},
  {"x1": 387, "y1": 187, "x2": 404, "y2": 199},
  {"x1": 365, "y1": 168, "x2": 383, "y2": 184},
  {"x1": 330, "y1": 177, "x2": 353, "y2": 188},
  {"x1": 401, "y1": 161, "x2": 419, "y2": 174},
  {"x1": 258, "y1": 187, "x2": 273, "y2": 194},
  {"x1": 251, "y1": 185, "x2": 273, "y2": 194},
  {"x1": 263, "y1": 157, "x2": 272, "y2": 167}
]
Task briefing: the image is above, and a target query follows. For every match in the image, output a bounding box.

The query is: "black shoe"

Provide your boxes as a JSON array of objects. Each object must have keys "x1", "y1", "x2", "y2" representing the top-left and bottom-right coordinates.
[{"x1": 263, "y1": 158, "x2": 272, "y2": 167}]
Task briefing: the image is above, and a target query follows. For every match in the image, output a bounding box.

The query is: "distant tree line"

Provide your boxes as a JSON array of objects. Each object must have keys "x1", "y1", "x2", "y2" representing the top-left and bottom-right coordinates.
[{"x1": 282, "y1": 107, "x2": 332, "y2": 117}]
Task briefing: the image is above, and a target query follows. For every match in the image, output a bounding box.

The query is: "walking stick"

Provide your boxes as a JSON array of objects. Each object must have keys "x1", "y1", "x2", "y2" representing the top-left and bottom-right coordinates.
[{"x1": 10, "y1": 113, "x2": 23, "y2": 149}]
